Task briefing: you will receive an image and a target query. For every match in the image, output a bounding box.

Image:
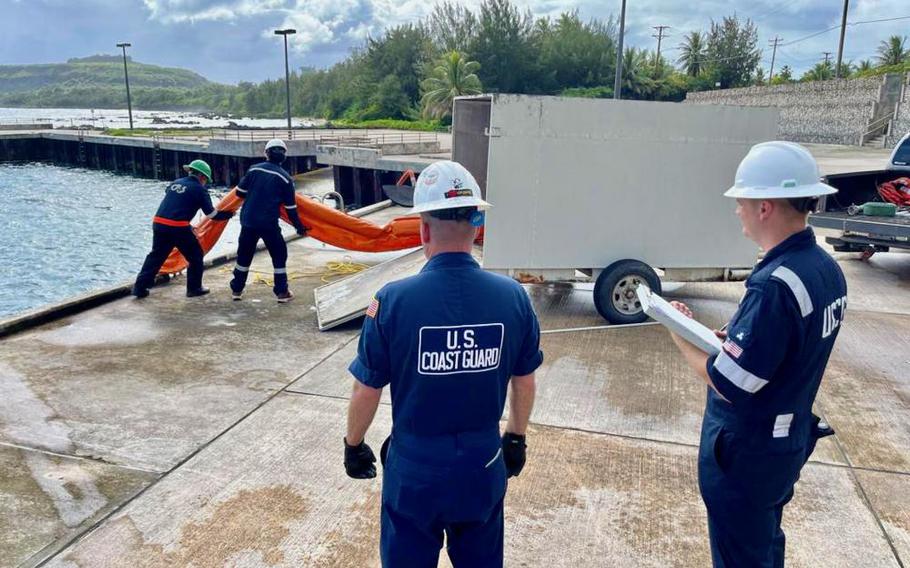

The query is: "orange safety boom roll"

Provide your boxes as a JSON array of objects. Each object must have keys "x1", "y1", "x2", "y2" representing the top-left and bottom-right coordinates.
[{"x1": 159, "y1": 189, "x2": 424, "y2": 275}]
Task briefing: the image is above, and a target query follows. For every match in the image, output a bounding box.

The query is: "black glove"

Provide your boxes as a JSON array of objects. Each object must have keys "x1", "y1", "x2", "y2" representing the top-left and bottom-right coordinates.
[
  {"x1": 344, "y1": 438, "x2": 377, "y2": 479},
  {"x1": 296, "y1": 226, "x2": 308, "y2": 236},
  {"x1": 380, "y1": 435, "x2": 391, "y2": 468},
  {"x1": 212, "y1": 210, "x2": 234, "y2": 221},
  {"x1": 502, "y1": 432, "x2": 527, "y2": 478}
]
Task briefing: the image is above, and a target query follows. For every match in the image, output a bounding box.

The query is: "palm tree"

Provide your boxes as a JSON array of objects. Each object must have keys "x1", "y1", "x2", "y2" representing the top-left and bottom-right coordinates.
[
  {"x1": 621, "y1": 47, "x2": 655, "y2": 98},
  {"x1": 801, "y1": 61, "x2": 834, "y2": 82},
  {"x1": 677, "y1": 31, "x2": 706, "y2": 77},
  {"x1": 876, "y1": 35, "x2": 908, "y2": 67},
  {"x1": 857, "y1": 59, "x2": 874, "y2": 73},
  {"x1": 420, "y1": 51, "x2": 483, "y2": 120}
]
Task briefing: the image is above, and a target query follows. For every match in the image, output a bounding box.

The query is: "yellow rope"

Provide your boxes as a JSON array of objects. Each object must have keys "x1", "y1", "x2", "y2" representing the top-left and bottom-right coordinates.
[{"x1": 220, "y1": 256, "x2": 369, "y2": 285}]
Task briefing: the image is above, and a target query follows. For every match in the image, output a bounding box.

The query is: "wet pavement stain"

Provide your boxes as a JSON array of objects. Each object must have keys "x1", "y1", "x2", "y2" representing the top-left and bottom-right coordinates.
[
  {"x1": 309, "y1": 487, "x2": 382, "y2": 567},
  {"x1": 64, "y1": 485, "x2": 309, "y2": 568},
  {"x1": 504, "y1": 425, "x2": 710, "y2": 567}
]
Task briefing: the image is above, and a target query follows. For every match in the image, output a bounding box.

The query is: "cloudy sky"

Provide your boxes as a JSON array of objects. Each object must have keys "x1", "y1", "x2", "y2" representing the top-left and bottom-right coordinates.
[{"x1": 1, "y1": 0, "x2": 907, "y2": 84}]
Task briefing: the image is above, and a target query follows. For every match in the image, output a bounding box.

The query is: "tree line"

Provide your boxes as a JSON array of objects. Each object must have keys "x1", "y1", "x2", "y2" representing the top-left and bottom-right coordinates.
[{"x1": 3, "y1": 1, "x2": 908, "y2": 123}]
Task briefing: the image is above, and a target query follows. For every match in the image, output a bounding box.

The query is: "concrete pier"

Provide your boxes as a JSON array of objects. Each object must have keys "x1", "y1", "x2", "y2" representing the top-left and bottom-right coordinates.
[
  {"x1": 0, "y1": 128, "x2": 447, "y2": 210},
  {"x1": 1, "y1": 145, "x2": 908, "y2": 567}
]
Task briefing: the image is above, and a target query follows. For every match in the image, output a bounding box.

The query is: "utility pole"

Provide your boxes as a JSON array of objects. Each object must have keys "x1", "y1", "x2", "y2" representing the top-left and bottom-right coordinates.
[
  {"x1": 613, "y1": 0, "x2": 627, "y2": 100},
  {"x1": 652, "y1": 25, "x2": 670, "y2": 66},
  {"x1": 116, "y1": 42, "x2": 133, "y2": 130},
  {"x1": 274, "y1": 29, "x2": 297, "y2": 132},
  {"x1": 768, "y1": 36, "x2": 783, "y2": 81},
  {"x1": 823, "y1": 52, "x2": 833, "y2": 65},
  {"x1": 835, "y1": 0, "x2": 849, "y2": 78}
]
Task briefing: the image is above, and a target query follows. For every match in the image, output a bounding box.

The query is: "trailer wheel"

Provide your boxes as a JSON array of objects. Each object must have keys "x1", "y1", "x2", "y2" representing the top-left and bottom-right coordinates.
[{"x1": 593, "y1": 260, "x2": 661, "y2": 324}]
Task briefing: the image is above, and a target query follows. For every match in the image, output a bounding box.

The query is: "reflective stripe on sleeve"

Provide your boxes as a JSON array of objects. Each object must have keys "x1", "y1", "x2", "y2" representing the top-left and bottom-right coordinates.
[
  {"x1": 248, "y1": 167, "x2": 291, "y2": 184},
  {"x1": 713, "y1": 351, "x2": 769, "y2": 394},
  {"x1": 771, "y1": 266, "x2": 814, "y2": 317}
]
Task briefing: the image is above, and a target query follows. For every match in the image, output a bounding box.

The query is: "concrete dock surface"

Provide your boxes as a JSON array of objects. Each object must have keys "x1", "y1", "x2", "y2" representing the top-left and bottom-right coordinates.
[{"x1": 2, "y1": 144, "x2": 909, "y2": 567}]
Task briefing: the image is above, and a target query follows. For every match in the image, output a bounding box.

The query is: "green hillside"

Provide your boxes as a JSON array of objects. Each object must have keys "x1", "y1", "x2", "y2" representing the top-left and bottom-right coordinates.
[
  {"x1": 0, "y1": 55, "x2": 212, "y2": 92},
  {"x1": 0, "y1": 55, "x2": 233, "y2": 111}
]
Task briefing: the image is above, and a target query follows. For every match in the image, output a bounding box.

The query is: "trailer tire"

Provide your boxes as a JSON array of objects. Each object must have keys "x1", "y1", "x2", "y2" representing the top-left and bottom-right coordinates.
[{"x1": 593, "y1": 260, "x2": 661, "y2": 324}]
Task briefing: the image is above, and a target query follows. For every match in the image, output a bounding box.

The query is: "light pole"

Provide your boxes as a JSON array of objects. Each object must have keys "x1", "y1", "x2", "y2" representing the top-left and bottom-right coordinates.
[
  {"x1": 613, "y1": 0, "x2": 627, "y2": 100},
  {"x1": 116, "y1": 42, "x2": 133, "y2": 130},
  {"x1": 274, "y1": 29, "x2": 296, "y2": 132}
]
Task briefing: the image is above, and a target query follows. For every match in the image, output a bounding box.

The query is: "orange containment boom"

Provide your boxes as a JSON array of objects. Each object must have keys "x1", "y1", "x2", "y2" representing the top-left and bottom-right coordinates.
[{"x1": 160, "y1": 189, "x2": 423, "y2": 275}]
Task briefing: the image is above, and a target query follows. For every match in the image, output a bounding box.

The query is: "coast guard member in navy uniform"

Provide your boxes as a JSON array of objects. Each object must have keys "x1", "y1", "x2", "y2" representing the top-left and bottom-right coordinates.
[
  {"x1": 132, "y1": 159, "x2": 231, "y2": 298},
  {"x1": 229, "y1": 138, "x2": 307, "y2": 302},
  {"x1": 343, "y1": 160, "x2": 543, "y2": 568},
  {"x1": 670, "y1": 142, "x2": 848, "y2": 567}
]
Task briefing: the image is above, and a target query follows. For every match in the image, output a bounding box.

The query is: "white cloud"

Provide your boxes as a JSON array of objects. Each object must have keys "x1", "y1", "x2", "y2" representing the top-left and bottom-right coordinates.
[{"x1": 138, "y1": 0, "x2": 910, "y2": 73}]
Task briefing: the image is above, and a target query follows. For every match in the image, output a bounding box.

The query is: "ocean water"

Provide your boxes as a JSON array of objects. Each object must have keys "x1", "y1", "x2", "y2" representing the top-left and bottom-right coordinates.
[
  {"x1": 0, "y1": 107, "x2": 321, "y2": 130},
  {"x1": 0, "y1": 163, "x2": 243, "y2": 318}
]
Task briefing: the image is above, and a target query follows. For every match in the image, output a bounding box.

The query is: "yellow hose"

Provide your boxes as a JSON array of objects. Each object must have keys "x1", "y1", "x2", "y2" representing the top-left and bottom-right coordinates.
[{"x1": 222, "y1": 256, "x2": 369, "y2": 285}]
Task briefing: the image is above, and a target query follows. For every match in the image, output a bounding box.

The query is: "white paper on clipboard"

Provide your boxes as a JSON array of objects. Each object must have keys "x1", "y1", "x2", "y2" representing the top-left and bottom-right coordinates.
[{"x1": 636, "y1": 284, "x2": 723, "y2": 355}]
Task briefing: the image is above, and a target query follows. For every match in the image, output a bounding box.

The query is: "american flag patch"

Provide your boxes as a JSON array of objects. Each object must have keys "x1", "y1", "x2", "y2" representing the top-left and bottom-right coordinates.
[
  {"x1": 723, "y1": 339, "x2": 744, "y2": 359},
  {"x1": 366, "y1": 297, "x2": 380, "y2": 319}
]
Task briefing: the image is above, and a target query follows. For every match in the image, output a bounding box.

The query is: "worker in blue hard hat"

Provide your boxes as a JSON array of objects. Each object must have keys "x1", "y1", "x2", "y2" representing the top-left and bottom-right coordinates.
[
  {"x1": 132, "y1": 159, "x2": 232, "y2": 298},
  {"x1": 229, "y1": 138, "x2": 308, "y2": 303},
  {"x1": 669, "y1": 141, "x2": 847, "y2": 567},
  {"x1": 343, "y1": 160, "x2": 543, "y2": 568}
]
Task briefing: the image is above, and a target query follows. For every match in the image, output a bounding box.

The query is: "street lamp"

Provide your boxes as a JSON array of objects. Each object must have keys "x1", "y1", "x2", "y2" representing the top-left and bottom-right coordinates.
[
  {"x1": 274, "y1": 29, "x2": 296, "y2": 132},
  {"x1": 116, "y1": 42, "x2": 134, "y2": 130},
  {"x1": 613, "y1": 0, "x2": 627, "y2": 100}
]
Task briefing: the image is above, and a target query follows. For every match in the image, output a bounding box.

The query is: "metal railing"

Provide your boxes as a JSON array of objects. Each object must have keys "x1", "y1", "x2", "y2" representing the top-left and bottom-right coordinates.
[
  {"x1": 209, "y1": 128, "x2": 439, "y2": 148},
  {"x1": 859, "y1": 114, "x2": 893, "y2": 147}
]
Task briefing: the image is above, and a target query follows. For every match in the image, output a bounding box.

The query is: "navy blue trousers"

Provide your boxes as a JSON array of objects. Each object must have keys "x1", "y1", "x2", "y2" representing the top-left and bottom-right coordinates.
[
  {"x1": 229, "y1": 224, "x2": 288, "y2": 295},
  {"x1": 134, "y1": 224, "x2": 204, "y2": 293},
  {"x1": 381, "y1": 429, "x2": 507, "y2": 568},
  {"x1": 699, "y1": 414, "x2": 820, "y2": 568}
]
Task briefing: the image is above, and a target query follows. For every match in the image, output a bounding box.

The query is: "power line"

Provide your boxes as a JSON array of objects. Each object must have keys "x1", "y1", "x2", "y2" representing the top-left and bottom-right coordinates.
[{"x1": 781, "y1": 14, "x2": 910, "y2": 47}]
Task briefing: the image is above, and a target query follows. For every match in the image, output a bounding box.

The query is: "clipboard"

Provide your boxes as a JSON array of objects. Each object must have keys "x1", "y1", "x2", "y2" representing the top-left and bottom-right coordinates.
[{"x1": 636, "y1": 285, "x2": 723, "y2": 355}]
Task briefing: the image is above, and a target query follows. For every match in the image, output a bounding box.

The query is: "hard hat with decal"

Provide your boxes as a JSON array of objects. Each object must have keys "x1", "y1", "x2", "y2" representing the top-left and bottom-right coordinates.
[
  {"x1": 725, "y1": 141, "x2": 837, "y2": 199},
  {"x1": 182, "y1": 159, "x2": 212, "y2": 182},
  {"x1": 410, "y1": 160, "x2": 492, "y2": 215},
  {"x1": 265, "y1": 138, "x2": 287, "y2": 152}
]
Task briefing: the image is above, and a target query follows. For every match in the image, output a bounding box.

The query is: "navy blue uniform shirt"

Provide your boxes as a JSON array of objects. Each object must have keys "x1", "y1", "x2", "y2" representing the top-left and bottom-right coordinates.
[
  {"x1": 154, "y1": 176, "x2": 213, "y2": 224},
  {"x1": 705, "y1": 227, "x2": 847, "y2": 448},
  {"x1": 236, "y1": 161, "x2": 299, "y2": 228},
  {"x1": 349, "y1": 252, "x2": 544, "y2": 437}
]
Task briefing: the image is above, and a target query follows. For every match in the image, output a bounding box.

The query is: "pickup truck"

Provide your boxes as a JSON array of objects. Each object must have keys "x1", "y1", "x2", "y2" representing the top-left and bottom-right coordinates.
[{"x1": 810, "y1": 133, "x2": 910, "y2": 255}]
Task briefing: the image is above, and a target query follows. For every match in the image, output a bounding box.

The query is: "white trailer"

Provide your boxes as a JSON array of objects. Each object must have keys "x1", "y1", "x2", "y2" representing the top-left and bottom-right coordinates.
[{"x1": 453, "y1": 94, "x2": 779, "y2": 324}]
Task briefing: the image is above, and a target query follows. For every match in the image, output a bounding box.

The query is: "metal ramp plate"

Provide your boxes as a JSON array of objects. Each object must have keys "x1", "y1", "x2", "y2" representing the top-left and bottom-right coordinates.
[{"x1": 314, "y1": 249, "x2": 427, "y2": 330}]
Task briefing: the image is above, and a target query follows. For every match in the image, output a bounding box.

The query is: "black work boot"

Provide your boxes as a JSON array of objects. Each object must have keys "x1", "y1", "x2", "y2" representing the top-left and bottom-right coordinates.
[{"x1": 186, "y1": 287, "x2": 211, "y2": 298}]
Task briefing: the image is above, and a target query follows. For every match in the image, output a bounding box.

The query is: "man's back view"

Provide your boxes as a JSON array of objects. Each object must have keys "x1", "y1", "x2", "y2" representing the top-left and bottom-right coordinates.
[{"x1": 343, "y1": 161, "x2": 543, "y2": 567}]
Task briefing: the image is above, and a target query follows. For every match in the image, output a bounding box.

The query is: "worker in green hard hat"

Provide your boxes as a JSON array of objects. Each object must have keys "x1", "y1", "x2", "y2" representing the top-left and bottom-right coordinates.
[{"x1": 132, "y1": 159, "x2": 233, "y2": 298}]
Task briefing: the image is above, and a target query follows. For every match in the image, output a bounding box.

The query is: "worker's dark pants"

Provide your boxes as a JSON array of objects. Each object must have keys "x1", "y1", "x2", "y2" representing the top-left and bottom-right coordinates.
[
  {"x1": 134, "y1": 224, "x2": 204, "y2": 293},
  {"x1": 380, "y1": 428, "x2": 506, "y2": 568},
  {"x1": 230, "y1": 224, "x2": 288, "y2": 295},
  {"x1": 699, "y1": 402, "x2": 825, "y2": 568}
]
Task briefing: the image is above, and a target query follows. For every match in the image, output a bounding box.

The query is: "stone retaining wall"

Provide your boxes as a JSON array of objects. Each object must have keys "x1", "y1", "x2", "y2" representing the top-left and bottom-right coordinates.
[
  {"x1": 685, "y1": 76, "x2": 889, "y2": 146},
  {"x1": 887, "y1": 80, "x2": 910, "y2": 148}
]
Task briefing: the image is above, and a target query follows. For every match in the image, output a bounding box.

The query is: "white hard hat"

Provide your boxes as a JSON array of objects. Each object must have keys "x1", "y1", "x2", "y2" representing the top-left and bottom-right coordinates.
[
  {"x1": 725, "y1": 141, "x2": 837, "y2": 199},
  {"x1": 410, "y1": 160, "x2": 492, "y2": 214},
  {"x1": 265, "y1": 138, "x2": 287, "y2": 152}
]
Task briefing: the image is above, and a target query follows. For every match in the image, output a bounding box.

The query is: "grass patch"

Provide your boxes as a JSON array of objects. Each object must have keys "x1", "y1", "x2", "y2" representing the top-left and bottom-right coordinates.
[{"x1": 327, "y1": 118, "x2": 448, "y2": 132}]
